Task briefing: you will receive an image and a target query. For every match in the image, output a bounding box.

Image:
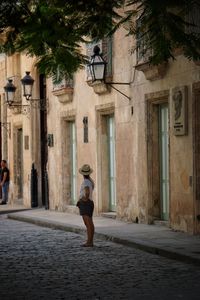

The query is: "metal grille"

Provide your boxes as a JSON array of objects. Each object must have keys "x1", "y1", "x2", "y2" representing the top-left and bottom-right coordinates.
[{"x1": 52, "y1": 77, "x2": 73, "y2": 91}]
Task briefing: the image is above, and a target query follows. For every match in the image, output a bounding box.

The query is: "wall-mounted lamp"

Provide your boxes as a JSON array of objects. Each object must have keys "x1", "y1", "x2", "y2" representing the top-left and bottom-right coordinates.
[
  {"x1": 4, "y1": 79, "x2": 30, "y2": 115},
  {"x1": 88, "y1": 45, "x2": 131, "y2": 100},
  {"x1": 21, "y1": 71, "x2": 34, "y2": 100},
  {"x1": 4, "y1": 72, "x2": 48, "y2": 112},
  {"x1": 4, "y1": 79, "x2": 16, "y2": 105},
  {"x1": 21, "y1": 72, "x2": 48, "y2": 111}
]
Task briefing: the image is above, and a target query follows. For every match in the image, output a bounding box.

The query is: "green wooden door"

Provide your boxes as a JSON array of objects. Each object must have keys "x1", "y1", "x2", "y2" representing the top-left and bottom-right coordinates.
[
  {"x1": 107, "y1": 116, "x2": 116, "y2": 211},
  {"x1": 159, "y1": 104, "x2": 169, "y2": 220},
  {"x1": 70, "y1": 122, "x2": 77, "y2": 205}
]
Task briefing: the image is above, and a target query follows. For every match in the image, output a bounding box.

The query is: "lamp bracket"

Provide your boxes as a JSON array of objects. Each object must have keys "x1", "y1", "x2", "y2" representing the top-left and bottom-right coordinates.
[
  {"x1": 106, "y1": 83, "x2": 131, "y2": 101},
  {"x1": 8, "y1": 104, "x2": 31, "y2": 117}
]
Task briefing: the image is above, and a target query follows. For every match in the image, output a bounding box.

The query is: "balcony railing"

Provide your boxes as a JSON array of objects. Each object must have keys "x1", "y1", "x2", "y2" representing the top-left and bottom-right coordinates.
[{"x1": 52, "y1": 77, "x2": 73, "y2": 91}]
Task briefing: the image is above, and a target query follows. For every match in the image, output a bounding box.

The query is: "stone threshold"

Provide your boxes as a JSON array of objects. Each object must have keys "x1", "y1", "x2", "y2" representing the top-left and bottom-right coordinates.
[
  {"x1": 153, "y1": 219, "x2": 169, "y2": 227},
  {"x1": 101, "y1": 212, "x2": 117, "y2": 219}
]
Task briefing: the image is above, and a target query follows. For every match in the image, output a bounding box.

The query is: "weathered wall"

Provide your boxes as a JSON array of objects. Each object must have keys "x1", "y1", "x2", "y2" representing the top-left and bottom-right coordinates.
[
  {"x1": 44, "y1": 25, "x2": 199, "y2": 233},
  {"x1": 1, "y1": 27, "x2": 199, "y2": 233},
  {"x1": 131, "y1": 57, "x2": 196, "y2": 232}
]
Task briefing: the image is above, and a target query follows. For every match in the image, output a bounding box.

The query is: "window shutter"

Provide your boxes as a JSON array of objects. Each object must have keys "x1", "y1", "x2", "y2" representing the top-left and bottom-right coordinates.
[
  {"x1": 102, "y1": 36, "x2": 112, "y2": 78},
  {"x1": 187, "y1": 4, "x2": 200, "y2": 35},
  {"x1": 136, "y1": 19, "x2": 153, "y2": 64}
]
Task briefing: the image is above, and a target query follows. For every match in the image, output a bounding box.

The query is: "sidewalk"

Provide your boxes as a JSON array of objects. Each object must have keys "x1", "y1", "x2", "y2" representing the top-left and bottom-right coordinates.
[
  {"x1": 4, "y1": 206, "x2": 200, "y2": 266},
  {"x1": 0, "y1": 203, "x2": 29, "y2": 214}
]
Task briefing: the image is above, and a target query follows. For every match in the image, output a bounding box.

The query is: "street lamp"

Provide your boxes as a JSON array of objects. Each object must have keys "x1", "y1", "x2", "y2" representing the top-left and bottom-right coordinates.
[
  {"x1": 4, "y1": 79, "x2": 16, "y2": 106},
  {"x1": 4, "y1": 78, "x2": 30, "y2": 115},
  {"x1": 89, "y1": 45, "x2": 107, "y2": 81},
  {"x1": 21, "y1": 72, "x2": 48, "y2": 110},
  {"x1": 21, "y1": 71, "x2": 34, "y2": 100},
  {"x1": 88, "y1": 45, "x2": 131, "y2": 100}
]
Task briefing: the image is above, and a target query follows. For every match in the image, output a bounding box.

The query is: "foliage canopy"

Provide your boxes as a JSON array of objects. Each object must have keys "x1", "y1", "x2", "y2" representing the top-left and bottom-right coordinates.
[{"x1": 0, "y1": 0, "x2": 200, "y2": 79}]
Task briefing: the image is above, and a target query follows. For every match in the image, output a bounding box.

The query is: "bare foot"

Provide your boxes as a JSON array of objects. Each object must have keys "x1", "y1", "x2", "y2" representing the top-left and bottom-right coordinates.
[{"x1": 81, "y1": 243, "x2": 93, "y2": 247}]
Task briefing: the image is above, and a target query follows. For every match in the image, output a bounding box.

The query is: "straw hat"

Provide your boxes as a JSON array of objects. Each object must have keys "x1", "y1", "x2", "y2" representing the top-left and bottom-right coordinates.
[{"x1": 79, "y1": 164, "x2": 93, "y2": 175}]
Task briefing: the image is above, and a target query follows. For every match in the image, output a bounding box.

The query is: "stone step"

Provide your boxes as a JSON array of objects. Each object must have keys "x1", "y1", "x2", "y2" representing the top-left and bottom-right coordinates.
[
  {"x1": 153, "y1": 219, "x2": 169, "y2": 227},
  {"x1": 101, "y1": 212, "x2": 117, "y2": 219}
]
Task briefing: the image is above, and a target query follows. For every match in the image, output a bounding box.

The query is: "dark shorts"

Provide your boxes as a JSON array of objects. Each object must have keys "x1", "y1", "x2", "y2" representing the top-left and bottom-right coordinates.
[{"x1": 77, "y1": 200, "x2": 94, "y2": 217}]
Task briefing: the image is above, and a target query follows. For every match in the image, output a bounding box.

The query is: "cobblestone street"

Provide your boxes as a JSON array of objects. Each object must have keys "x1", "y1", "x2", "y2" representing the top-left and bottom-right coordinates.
[{"x1": 0, "y1": 214, "x2": 199, "y2": 300}]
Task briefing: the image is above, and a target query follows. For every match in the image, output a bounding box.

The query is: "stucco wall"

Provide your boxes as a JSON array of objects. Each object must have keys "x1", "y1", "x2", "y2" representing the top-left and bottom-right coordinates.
[
  {"x1": 44, "y1": 27, "x2": 199, "y2": 233},
  {"x1": 1, "y1": 27, "x2": 199, "y2": 233}
]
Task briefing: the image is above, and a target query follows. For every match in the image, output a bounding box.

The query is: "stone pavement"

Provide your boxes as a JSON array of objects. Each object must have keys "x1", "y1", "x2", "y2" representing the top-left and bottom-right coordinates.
[
  {"x1": 1, "y1": 215, "x2": 200, "y2": 300},
  {"x1": 3, "y1": 205, "x2": 200, "y2": 266}
]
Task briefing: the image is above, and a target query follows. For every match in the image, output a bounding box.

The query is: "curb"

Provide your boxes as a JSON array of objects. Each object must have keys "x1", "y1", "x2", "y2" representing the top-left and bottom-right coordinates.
[
  {"x1": 8, "y1": 214, "x2": 200, "y2": 267},
  {"x1": 0, "y1": 208, "x2": 31, "y2": 215}
]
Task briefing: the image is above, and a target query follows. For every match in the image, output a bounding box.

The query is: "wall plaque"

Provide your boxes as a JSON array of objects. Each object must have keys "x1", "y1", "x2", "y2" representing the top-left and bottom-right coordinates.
[{"x1": 172, "y1": 86, "x2": 188, "y2": 135}]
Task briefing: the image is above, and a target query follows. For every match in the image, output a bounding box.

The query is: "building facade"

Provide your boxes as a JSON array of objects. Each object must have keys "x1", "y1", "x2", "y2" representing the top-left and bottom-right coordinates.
[{"x1": 1, "y1": 26, "x2": 200, "y2": 234}]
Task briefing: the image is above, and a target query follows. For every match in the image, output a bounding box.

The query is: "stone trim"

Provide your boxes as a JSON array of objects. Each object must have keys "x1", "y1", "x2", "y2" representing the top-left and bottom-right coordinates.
[
  {"x1": 135, "y1": 62, "x2": 168, "y2": 81},
  {"x1": 52, "y1": 87, "x2": 73, "y2": 103},
  {"x1": 145, "y1": 90, "x2": 169, "y2": 102},
  {"x1": 145, "y1": 90, "x2": 170, "y2": 224},
  {"x1": 87, "y1": 80, "x2": 110, "y2": 95},
  {"x1": 60, "y1": 109, "x2": 76, "y2": 120},
  {"x1": 95, "y1": 102, "x2": 115, "y2": 114},
  {"x1": 60, "y1": 116, "x2": 76, "y2": 209},
  {"x1": 95, "y1": 103, "x2": 115, "y2": 214}
]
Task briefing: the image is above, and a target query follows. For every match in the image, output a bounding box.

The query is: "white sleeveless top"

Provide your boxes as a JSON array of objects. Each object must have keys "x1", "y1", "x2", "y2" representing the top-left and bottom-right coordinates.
[{"x1": 79, "y1": 179, "x2": 93, "y2": 200}]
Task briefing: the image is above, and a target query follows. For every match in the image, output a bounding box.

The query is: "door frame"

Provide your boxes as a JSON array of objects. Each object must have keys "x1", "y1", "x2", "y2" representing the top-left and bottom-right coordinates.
[
  {"x1": 61, "y1": 113, "x2": 77, "y2": 208},
  {"x1": 96, "y1": 103, "x2": 115, "y2": 213},
  {"x1": 146, "y1": 90, "x2": 170, "y2": 223},
  {"x1": 193, "y1": 82, "x2": 200, "y2": 234},
  {"x1": 69, "y1": 121, "x2": 77, "y2": 205}
]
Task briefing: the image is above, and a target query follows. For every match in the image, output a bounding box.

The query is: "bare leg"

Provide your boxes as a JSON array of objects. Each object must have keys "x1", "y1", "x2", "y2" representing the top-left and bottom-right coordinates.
[
  {"x1": 82, "y1": 215, "x2": 94, "y2": 246},
  {"x1": 88, "y1": 217, "x2": 94, "y2": 244}
]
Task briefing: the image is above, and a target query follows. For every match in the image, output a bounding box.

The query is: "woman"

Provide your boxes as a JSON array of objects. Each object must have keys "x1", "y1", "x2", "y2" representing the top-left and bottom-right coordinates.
[{"x1": 77, "y1": 164, "x2": 95, "y2": 247}]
